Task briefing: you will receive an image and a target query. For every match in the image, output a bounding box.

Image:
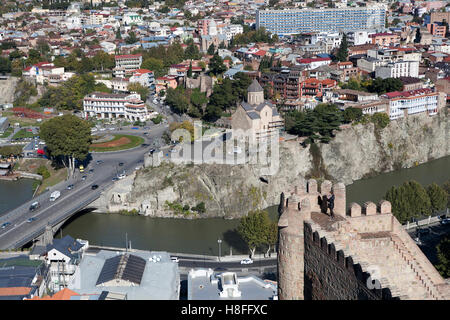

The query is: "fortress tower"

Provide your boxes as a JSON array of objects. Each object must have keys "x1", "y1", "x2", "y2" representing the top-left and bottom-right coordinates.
[{"x1": 277, "y1": 179, "x2": 450, "y2": 300}]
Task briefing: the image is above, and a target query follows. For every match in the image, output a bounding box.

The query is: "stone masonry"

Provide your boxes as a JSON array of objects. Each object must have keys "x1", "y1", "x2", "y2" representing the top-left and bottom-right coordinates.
[{"x1": 277, "y1": 179, "x2": 450, "y2": 300}]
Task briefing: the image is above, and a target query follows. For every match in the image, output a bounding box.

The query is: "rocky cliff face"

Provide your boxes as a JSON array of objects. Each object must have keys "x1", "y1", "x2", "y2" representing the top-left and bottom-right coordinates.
[{"x1": 98, "y1": 110, "x2": 449, "y2": 218}]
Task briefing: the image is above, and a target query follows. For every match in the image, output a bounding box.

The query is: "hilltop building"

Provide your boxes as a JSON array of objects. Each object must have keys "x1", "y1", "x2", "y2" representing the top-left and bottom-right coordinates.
[{"x1": 231, "y1": 79, "x2": 283, "y2": 140}]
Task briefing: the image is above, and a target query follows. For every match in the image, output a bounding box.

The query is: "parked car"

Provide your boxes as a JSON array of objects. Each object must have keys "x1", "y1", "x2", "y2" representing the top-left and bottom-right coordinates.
[
  {"x1": 88, "y1": 169, "x2": 94, "y2": 174},
  {"x1": 440, "y1": 218, "x2": 450, "y2": 225},
  {"x1": 66, "y1": 184, "x2": 74, "y2": 190},
  {"x1": 91, "y1": 184, "x2": 99, "y2": 190},
  {"x1": 81, "y1": 175, "x2": 87, "y2": 181},
  {"x1": 1, "y1": 222, "x2": 11, "y2": 229},
  {"x1": 170, "y1": 257, "x2": 179, "y2": 263},
  {"x1": 118, "y1": 162, "x2": 124, "y2": 166},
  {"x1": 96, "y1": 160, "x2": 104, "y2": 164},
  {"x1": 112, "y1": 177, "x2": 119, "y2": 181},
  {"x1": 240, "y1": 258, "x2": 253, "y2": 265},
  {"x1": 29, "y1": 201, "x2": 40, "y2": 212}
]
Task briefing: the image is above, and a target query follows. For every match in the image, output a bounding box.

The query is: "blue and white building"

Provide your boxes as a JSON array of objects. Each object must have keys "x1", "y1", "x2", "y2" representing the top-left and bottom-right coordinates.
[{"x1": 256, "y1": 5, "x2": 386, "y2": 36}]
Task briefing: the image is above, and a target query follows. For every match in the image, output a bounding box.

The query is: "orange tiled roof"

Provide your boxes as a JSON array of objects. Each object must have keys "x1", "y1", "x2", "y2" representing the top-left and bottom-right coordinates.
[{"x1": 27, "y1": 288, "x2": 79, "y2": 300}]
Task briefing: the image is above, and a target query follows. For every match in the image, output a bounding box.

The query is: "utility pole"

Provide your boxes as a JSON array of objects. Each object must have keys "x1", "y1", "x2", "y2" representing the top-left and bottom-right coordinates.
[{"x1": 217, "y1": 239, "x2": 222, "y2": 262}]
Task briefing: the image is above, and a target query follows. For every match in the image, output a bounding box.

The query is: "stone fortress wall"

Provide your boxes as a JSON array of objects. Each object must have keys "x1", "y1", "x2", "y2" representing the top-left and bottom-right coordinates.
[{"x1": 277, "y1": 179, "x2": 450, "y2": 300}]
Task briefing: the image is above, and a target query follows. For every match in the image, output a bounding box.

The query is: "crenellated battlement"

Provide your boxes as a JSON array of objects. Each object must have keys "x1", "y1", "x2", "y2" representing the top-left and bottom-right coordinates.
[{"x1": 277, "y1": 178, "x2": 450, "y2": 300}]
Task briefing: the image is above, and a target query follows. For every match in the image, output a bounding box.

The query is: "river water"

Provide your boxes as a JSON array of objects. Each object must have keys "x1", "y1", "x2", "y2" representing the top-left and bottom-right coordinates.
[{"x1": 3, "y1": 156, "x2": 450, "y2": 255}]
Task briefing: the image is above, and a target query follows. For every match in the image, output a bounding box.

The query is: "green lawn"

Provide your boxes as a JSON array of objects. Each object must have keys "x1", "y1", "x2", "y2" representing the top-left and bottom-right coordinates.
[
  {"x1": 89, "y1": 134, "x2": 144, "y2": 152},
  {"x1": 0, "y1": 127, "x2": 13, "y2": 138},
  {"x1": 12, "y1": 129, "x2": 36, "y2": 139}
]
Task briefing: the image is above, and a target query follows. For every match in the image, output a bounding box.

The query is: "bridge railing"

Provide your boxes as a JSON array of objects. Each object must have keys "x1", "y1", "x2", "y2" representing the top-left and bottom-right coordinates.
[
  {"x1": 0, "y1": 173, "x2": 87, "y2": 226},
  {"x1": 7, "y1": 192, "x2": 101, "y2": 250}
]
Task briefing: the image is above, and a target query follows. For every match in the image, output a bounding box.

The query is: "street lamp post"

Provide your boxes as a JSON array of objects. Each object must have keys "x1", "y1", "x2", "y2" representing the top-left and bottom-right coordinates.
[{"x1": 217, "y1": 239, "x2": 222, "y2": 262}]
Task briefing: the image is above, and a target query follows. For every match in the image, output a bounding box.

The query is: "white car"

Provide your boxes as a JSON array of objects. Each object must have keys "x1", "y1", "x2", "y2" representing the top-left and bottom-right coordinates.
[
  {"x1": 117, "y1": 173, "x2": 126, "y2": 179},
  {"x1": 171, "y1": 257, "x2": 179, "y2": 263},
  {"x1": 441, "y1": 218, "x2": 450, "y2": 225},
  {"x1": 240, "y1": 258, "x2": 253, "y2": 265}
]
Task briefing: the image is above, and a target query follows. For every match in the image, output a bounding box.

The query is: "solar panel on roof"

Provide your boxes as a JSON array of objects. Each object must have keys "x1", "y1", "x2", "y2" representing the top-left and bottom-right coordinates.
[{"x1": 96, "y1": 254, "x2": 146, "y2": 286}]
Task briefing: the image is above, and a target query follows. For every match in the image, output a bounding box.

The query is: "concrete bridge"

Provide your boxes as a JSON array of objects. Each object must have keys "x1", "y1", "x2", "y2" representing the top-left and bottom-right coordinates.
[{"x1": 0, "y1": 126, "x2": 167, "y2": 250}]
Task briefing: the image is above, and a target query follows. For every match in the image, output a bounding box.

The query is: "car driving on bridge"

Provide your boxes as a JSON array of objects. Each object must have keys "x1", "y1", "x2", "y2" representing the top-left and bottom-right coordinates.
[
  {"x1": 29, "y1": 201, "x2": 40, "y2": 212},
  {"x1": 27, "y1": 217, "x2": 37, "y2": 223},
  {"x1": 91, "y1": 184, "x2": 99, "y2": 190},
  {"x1": 1, "y1": 222, "x2": 11, "y2": 229}
]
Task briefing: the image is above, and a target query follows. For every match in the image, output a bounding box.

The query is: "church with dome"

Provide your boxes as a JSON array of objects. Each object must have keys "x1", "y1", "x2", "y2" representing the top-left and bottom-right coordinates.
[
  {"x1": 231, "y1": 79, "x2": 284, "y2": 140},
  {"x1": 201, "y1": 19, "x2": 229, "y2": 52}
]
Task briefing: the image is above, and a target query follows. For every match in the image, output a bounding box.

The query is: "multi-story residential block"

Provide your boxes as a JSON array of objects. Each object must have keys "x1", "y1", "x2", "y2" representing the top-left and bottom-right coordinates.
[
  {"x1": 83, "y1": 92, "x2": 151, "y2": 122},
  {"x1": 369, "y1": 32, "x2": 401, "y2": 47},
  {"x1": 260, "y1": 67, "x2": 303, "y2": 100},
  {"x1": 299, "y1": 78, "x2": 337, "y2": 99},
  {"x1": 224, "y1": 24, "x2": 244, "y2": 41},
  {"x1": 297, "y1": 57, "x2": 332, "y2": 70},
  {"x1": 114, "y1": 54, "x2": 143, "y2": 74},
  {"x1": 256, "y1": 6, "x2": 386, "y2": 36},
  {"x1": 347, "y1": 30, "x2": 371, "y2": 46},
  {"x1": 375, "y1": 60, "x2": 419, "y2": 79},
  {"x1": 381, "y1": 88, "x2": 442, "y2": 120},
  {"x1": 426, "y1": 23, "x2": 447, "y2": 37},
  {"x1": 129, "y1": 69, "x2": 155, "y2": 91},
  {"x1": 111, "y1": 77, "x2": 130, "y2": 93},
  {"x1": 330, "y1": 62, "x2": 361, "y2": 82}
]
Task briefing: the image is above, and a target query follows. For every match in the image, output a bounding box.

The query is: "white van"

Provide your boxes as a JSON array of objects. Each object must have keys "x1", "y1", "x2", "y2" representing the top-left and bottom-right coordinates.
[{"x1": 50, "y1": 190, "x2": 61, "y2": 201}]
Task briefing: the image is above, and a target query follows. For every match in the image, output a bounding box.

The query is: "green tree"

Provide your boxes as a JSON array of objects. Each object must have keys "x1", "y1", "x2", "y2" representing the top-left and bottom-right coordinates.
[
  {"x1": 207, "y1": 43, "x2": 216, "y2": 55},
  {"x1": 370, "y1": 113, "x2": 390, "y2": 129},
  {"x1": 208, "y1": 54, "x2": 226, "y2": 76},
  {"x1": 92, "y1": 51, "x2": 115, "y2": 71},
  {"x1": 184, "y1": 39, "x2": 201, "y2": 60},
  {"x1": 36, "y1": 165, "x2": 50, "y2": 179},
  {"x1": 385, "y1": 181, "x2": 432, "y2": 223},
  {"x1": 141, "y1": 57, "x2": 165, "y2": 78},
  {"x1": 126, "y1": 31, "x2": 138, "y2": 44},
  {"x1": 443, "y1": 180, "x2": 450, "y2": 207},
  {"x1": 187, "y1": 61, "x2": 193, "y2": 78},
  {"x1": 0, "y1": 57, "x2": 11, "y2": 73},
  {"x1": 426, "y1": 183, "x2": 448, "y2": 213},
  {"x1": 40, "y1": 115, "x2": 92, "y2": 177},
  {"x1": 128, "y1": 82, "x2": 149, "y2": 100},
  {"x1": 336, "y1": 33, "x2": 348, "y2": 62},
  {"x1": 414, "y1": 28, "x2": 421, "y2": 43},
  {"x1": 436, "y1": 235, "x2": 450, "y2": 278},
  {"x1": 237, "y1": 210, "x2": 273, "y2": 258},
  {"x1": 343, "y1": 107, "x2": 363, "y2": 123}
]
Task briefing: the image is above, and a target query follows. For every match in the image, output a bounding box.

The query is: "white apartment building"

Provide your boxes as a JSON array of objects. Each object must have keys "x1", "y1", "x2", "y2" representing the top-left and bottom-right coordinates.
[
  {"x1": 129, "y1": 69, "x2": 155, "y2": 90},
  {"x1": 115, "y1": 54, "x2": 143, "y2": 74},
  {"x1": 123, "y1": 12, "x2": 143, "y2": 25},
  {"x1": 347, "y1": 30, "x2": 371, "y2": 46},
  {"x1": 375, "y1": 60, "x2": 419, "y2": 79},
  {"x1": 83, "y1": 92, "x2": 151, "y2": 122},
  {"x1": 224, "y1": 24, "x2": 244, "y2": 41},
  {"x1": 382, "y1": 88, "x2": 440, "y2": 120}
]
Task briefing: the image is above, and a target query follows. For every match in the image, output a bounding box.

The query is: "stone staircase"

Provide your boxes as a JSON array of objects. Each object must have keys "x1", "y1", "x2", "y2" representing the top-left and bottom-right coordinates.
[
  {"x1": 307, "y1": 219, "x2": 443, "y2": 300},
  {"x1": 390, "y1": 235, "x2": 444, "y2": 300}
]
